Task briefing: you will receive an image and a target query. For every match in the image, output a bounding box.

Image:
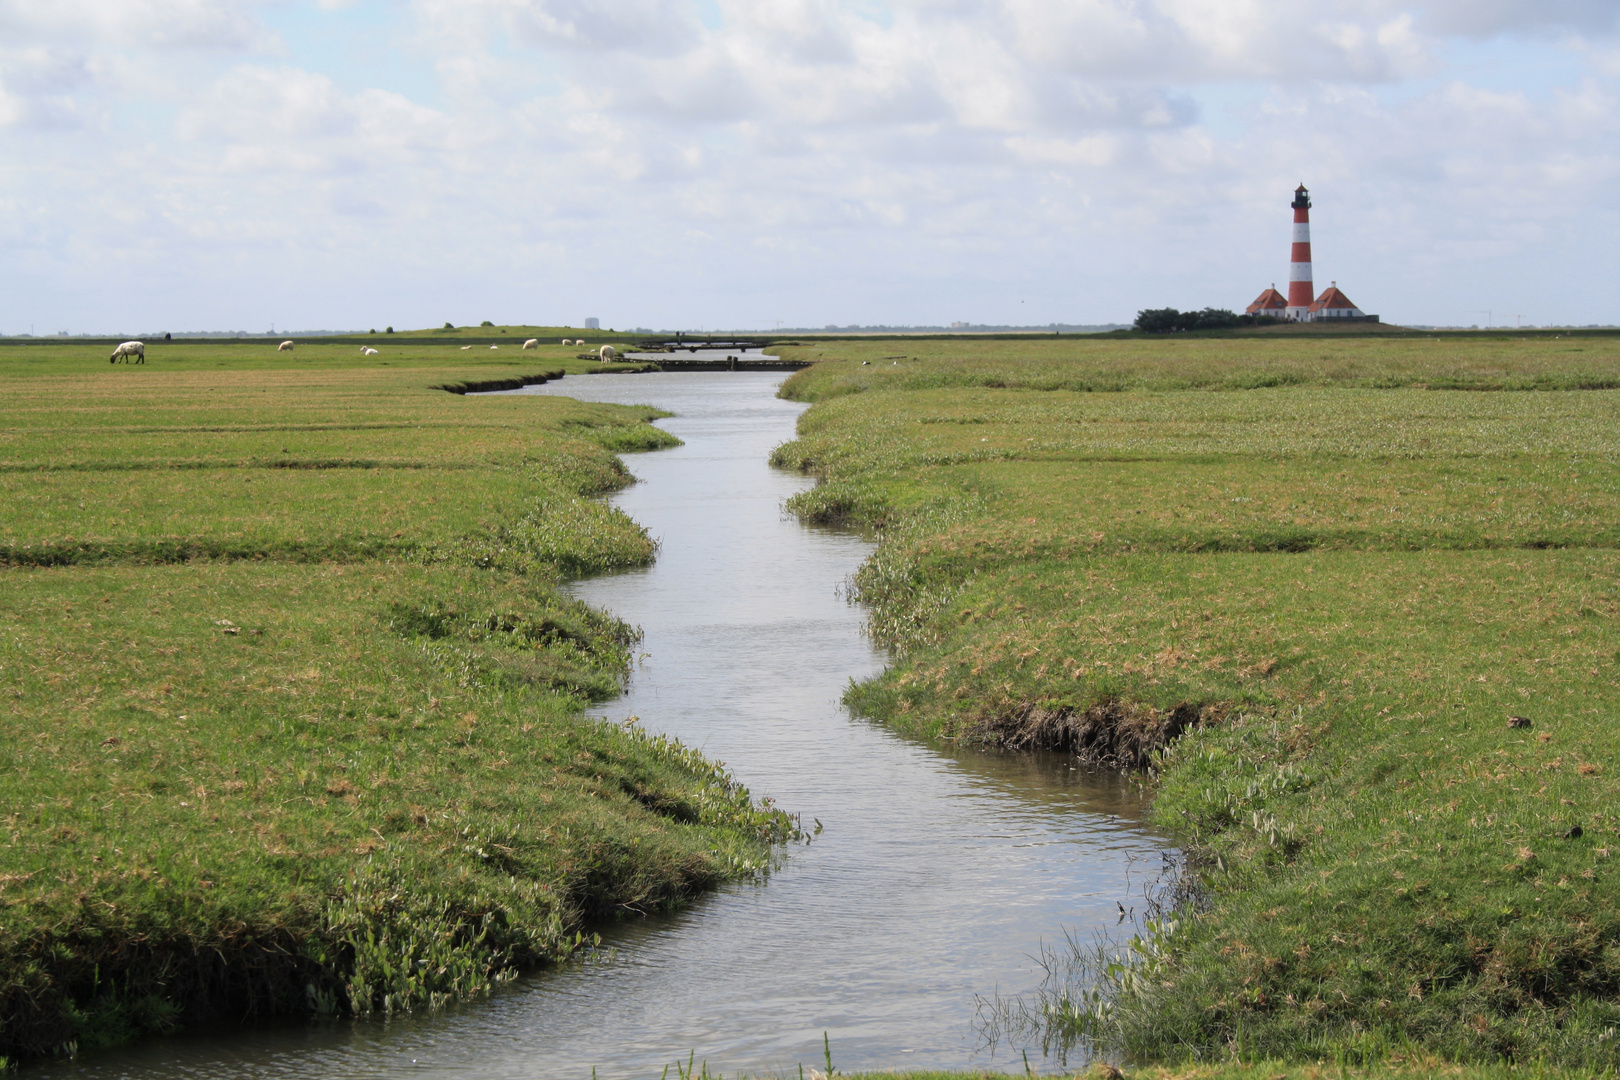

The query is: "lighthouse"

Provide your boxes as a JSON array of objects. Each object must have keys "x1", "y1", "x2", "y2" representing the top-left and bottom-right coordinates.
[
  {"x1": 1245, "y1": 185, "x2": 1379, "y2": 323},
  {"x1": 1286, "y1": 183, "x2": 1313, "y2": 321}
]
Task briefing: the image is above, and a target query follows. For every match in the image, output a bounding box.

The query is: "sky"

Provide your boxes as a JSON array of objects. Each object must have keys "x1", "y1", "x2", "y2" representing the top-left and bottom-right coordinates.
[{"x1": 0, "y1": 0, "x2": 1615, "y2": 333}]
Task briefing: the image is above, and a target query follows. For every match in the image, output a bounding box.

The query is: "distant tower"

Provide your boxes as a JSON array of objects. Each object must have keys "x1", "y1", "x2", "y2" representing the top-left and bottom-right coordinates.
[{"x1": 1286, "y1": 184, "x2": 1314, "y2": 321}]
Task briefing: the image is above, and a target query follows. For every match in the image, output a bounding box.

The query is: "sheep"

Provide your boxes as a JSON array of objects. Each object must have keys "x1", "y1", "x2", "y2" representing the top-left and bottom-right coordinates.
[
  {"x1": 522, "y1": 338, "x2": 539, "y2": 350},
  {"x1": 361, "y1": 347, "x2": 379, "y2": 356},
  {"x1": 561, "y1": 338, "x2": 571, "y2": 345},
  {"x1": 460, "y1": 345, "x2": 472, "y2": 350},
  {"x1": 576, "y1": 340, "x2": 587, "y2": 347},
  {"x1": 598, "y1": 345, "x2": 617, "y2": 362},
  {"x1": 109, "y1": 341, "x2": 145, "y2": 364},
  {"x1": 278, "y1": 340, "x2": 294, "y2": 352},
  {"x1": 489, "y1": 345, "x2": 499, "y2": 350}
]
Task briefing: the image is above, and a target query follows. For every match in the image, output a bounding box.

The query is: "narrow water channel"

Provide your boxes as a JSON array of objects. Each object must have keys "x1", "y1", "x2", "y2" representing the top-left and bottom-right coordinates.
[{"x1": 38, "y1": 369, "x2": 1169, "y2": 1079}]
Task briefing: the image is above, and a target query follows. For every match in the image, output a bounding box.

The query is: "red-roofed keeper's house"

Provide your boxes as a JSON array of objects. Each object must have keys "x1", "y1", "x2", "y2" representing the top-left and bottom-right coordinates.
[
  {"x1": 1246, "y1": 286, "x2": 1288, "y2": 317},
  {"x1": 1308, "y1": 282, "x2": 1376, "y2": 321}
]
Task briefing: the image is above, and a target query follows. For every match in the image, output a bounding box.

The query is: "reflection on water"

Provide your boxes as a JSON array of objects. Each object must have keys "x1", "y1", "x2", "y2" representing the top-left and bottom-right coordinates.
[{"x1": 37, "y1": 371, "x2": 1168, "y2": 1079}]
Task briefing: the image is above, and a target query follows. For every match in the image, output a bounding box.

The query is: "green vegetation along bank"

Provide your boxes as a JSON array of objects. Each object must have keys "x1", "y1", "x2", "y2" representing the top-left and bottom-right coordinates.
[
  {"x1": 770, "y1": 331, "x2": 1620, "y2": 1071},
  {"x1": 721, "y1": 1064, "x2": 1596, "y2": 1080},
  {"x1": 0, "y1": 336, "x2": 793, "y2": 1062}
]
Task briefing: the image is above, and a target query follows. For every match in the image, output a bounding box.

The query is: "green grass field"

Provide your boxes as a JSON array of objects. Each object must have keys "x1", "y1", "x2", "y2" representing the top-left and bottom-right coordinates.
[
  {"x1": 773, "y1": 333, "x2": 1620, "y2": 1072},
  {"x1": 774, "y1": 331, "x2": 1620, "y2": 395},
  {"x1": 0, "y1": 336, "x2": 794, "y2": 1062}
]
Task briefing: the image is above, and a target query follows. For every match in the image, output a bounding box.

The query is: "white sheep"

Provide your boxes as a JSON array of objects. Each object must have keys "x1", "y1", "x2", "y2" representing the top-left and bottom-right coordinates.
[
  {"x1": 598, "y1": 345, "x2": 617, "y2": 362},
  {"x1": 460, "y1": 345, "x2": 472, "y2": 350},
  {"x1": 576, "y1": 340, "x2": 587, "y2": 347},
  {"x1": 278, "y1": 340, "x2": 294, "y2": 352},
  {"x1": 361, "y1": 347, "x2": 379, "y2": 356},
  {"x1": 109, "y1": 341, "x2": 145, "y2": 364},
  {"x1": 561, "y1": 338, "x2": 573, "y2": 345},
  {"x1": 489, "y1": 345, "x2": 499, "y2": 350},
  {"x1": 522, "y1": 338, "x2": 539, "y2": 349}
]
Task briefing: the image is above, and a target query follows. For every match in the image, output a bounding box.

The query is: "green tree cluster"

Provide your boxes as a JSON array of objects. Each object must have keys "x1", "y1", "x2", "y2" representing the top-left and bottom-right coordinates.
[{"x1": 1134, "y1": 307, "x2": 1277, "y2": 332}]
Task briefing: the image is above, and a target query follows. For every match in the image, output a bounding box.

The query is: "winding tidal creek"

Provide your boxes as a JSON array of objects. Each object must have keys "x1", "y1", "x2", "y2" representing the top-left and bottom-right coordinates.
[{"x1": 39, "y1": 369, "x2": 1169, "y2": 1079}]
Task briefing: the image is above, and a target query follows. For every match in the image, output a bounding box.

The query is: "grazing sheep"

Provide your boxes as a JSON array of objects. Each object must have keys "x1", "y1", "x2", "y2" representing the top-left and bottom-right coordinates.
[
  {"x1": 489, "y1": 345, "x2": 499, "y2": 350},
  {"x1": 522, "y1": 338, "x2": 539, "y2": 350},
  {"x1": 460, "y1": 345, "x2": 472, "y2": 350},
  {"x1": 278, "y1": 340, "x2": 294, "y2": 352},
  {"x1": 598, "y1": 345, "x2": 617, "y2": 362},
  {"x1": 109, "y1": 341, "x2": 145, "y2": 364},
  {"x1": 361, "y1": 347, "x2": 379, "y2": 356},
  {"x1": 561, "y1": 338, "x2": 571, "y2": 345},
  {"x1": 576, "y1": 340, "x2": 587, "y2": 347}
]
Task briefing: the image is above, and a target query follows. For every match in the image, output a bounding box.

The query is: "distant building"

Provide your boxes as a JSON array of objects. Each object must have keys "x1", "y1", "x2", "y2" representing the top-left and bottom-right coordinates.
[
  {"x1": 1309, "y1": 282, "x2": 1369, "y2": 320},
  {"x1": 1249, "y1": 185, "x2": 1378, "y2": 323},
  {"x1": 584, "y1": 317, "x2": 600, "y2": 330},
  {"x1": 950, "y1": 321, "x2": 969, "y2": 329},
  {"x1": 1284, "y1": 184, "x2": 1315, "y2": 320},
  {"x1": 1246, "y1": 286, "x2": 1288, "y2": 317}
]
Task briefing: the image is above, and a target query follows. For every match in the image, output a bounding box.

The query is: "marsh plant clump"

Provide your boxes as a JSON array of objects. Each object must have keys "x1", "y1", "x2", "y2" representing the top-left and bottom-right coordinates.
[
  {"x1": 774, "y1": 331, "x2": 1620, "y2": 1071},
  {"x1": 0, "y1": 337, "x2": 793, "y2": 1060}
]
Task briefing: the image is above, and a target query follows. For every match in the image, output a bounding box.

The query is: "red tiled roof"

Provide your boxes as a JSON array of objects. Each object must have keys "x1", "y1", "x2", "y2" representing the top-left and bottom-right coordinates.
[
  {"x1": 1310, "y1": 286, "x2": 1359, "y2": 312},
  {"x1": 1247, "y1": 288, "x2": 1288, "y2": 313}
]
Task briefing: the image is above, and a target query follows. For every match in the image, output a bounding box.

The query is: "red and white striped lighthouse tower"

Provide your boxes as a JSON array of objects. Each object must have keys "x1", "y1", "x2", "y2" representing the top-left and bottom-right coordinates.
[{"x1": 1286, "y1": 183, "x2": 1314, "y2": 321}]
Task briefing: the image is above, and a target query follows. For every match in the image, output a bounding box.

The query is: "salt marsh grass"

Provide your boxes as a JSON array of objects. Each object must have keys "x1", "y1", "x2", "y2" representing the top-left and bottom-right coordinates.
[
  {"x1": 778, "y1": 332, "x2": 1620, "y2": 397},
  {"x1": 0, "y1": 338, "x2": 789, "y2": 1060},
  {"x1": 776, "y1": 333, "x2": 1620, "y2": 1071},
  {"x1": 0, "y1": 347, "x2": 677, "y2": 572}
]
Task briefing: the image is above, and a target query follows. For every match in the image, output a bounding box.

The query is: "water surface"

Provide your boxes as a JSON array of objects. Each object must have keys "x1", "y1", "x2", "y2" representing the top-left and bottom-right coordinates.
[{"x1": 40, "y1": 369, "x2": 1166, "y2": 1079}]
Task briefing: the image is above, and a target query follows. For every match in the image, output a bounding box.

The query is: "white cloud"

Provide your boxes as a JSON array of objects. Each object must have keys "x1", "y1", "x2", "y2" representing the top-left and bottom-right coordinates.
[
  {"x1": 176, "y1": 65, "x2": 460, "y2": 158},
  {"x1": 0, "y1": 46, "x2": 93, "y2": 129},
  {"x1": 1415, "y1": 0, "x2": 1620, "y2": 38},
  {"x1": 0, "y1": 0, "x2": 1614, "y2": 333},
  {"x1": 0, "y1": 0, "x2": 267, "y2": 50}
]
